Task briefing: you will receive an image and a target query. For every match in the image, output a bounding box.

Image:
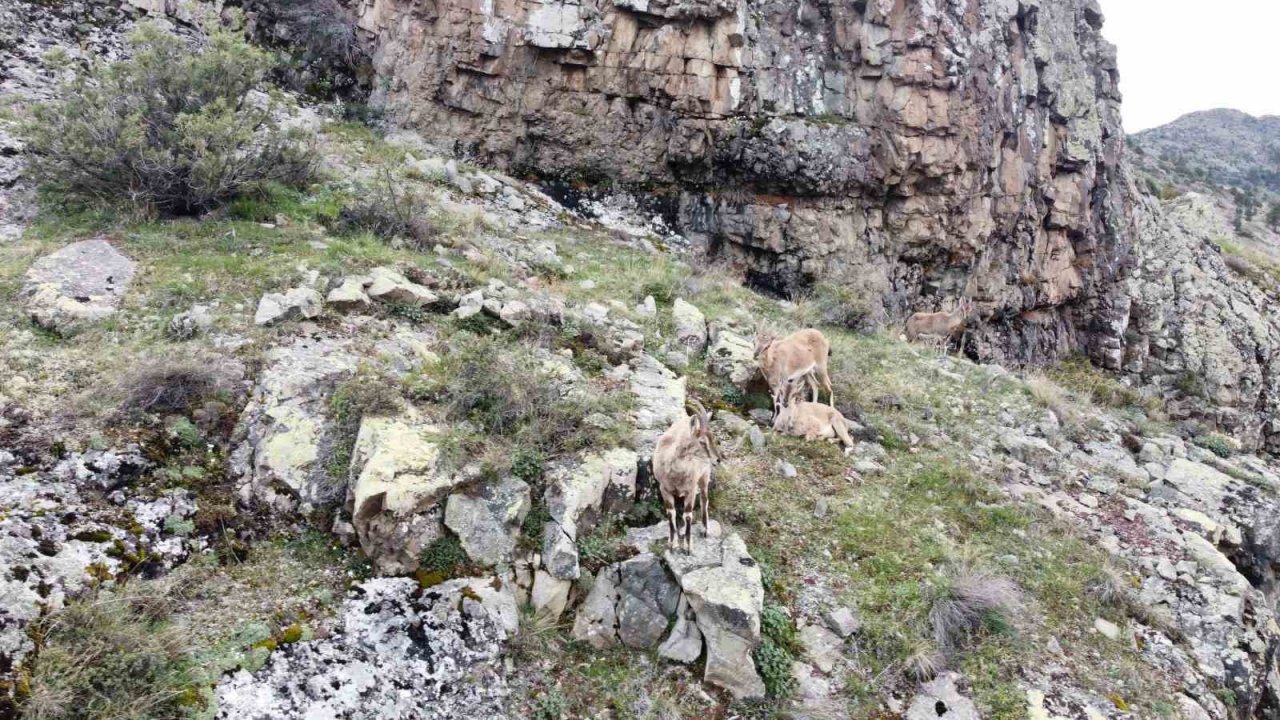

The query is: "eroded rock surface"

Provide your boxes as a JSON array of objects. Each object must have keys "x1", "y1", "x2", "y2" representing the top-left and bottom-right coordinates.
[{"x1": 22, "y1": 238, "x2": 136, "y2": 333}]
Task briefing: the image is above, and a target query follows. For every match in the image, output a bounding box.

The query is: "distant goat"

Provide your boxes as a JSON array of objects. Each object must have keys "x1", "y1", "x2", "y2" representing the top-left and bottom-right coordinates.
[
  {"x1": 652, "y1": 399, "x2": 722, "y2": 553},
  {"x1": 755, "y1": 327, "x2": 833, "y2": 416},
  {"x1": 905, "y1": 298, "x2": 975, "y2": 344},
  {"x1": 772, "y1": 395, "x2": 856, "y2": 451}
]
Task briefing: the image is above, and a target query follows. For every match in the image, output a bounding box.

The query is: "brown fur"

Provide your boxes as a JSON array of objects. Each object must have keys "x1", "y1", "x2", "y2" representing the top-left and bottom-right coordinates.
[
  {"x1": 905, "y1": 298, "x2": 975, "y2": 343},
  {"x1": 771, "y1": 399, "x2": 856, "y2": 449},
  {"x1": 755, "y1": 327, "x2": 834, "y2": 415},
  {"x1": 652, "y1": 400, "x2": 721, "y2": 553}
]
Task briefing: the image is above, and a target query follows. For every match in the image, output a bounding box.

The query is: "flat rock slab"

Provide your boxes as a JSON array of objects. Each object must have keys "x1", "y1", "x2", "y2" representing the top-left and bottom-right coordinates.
[{"x1": 23, "y1": 237, "x2": 136, "y2": 332}]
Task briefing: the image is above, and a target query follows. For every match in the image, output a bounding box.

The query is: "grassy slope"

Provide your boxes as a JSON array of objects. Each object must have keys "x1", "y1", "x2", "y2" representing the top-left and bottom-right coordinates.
[{"x1": 2, "y1": 123, "x2": 1179, "y2": 719}]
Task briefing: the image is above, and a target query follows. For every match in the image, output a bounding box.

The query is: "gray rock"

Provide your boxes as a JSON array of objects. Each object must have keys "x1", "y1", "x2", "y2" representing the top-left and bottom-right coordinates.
[
  {"x1": 326, "y1": 278, "x2": 373, "y2": 312},
  {"x1": 498, "y1": 299, "x2": 530, "y2": 327},
  {"x1": 22, "y1": 238, "x2": 136, "y2": 333},
  {"x1": 777, "y1": 460, "x2": 797, "y2": 478},
  {"x1": 1093, "y1": 617, "x2": 1121, "y2": 640},
  {"x1": 797, "y1": 623, "x2": 843, "y2": 673},
  {"x1": 665, "y1": 529, "x2": 766, "y2": 699},
  {"x1": 636, "y1": 295, "x2": 657, "y2": 317},
  {"x1": 615, "y1": 554, "x2": 681, "y2": 648},
  {"x1": 364, "y1": 267, "x2": 438, "y2": 306},
  {"x1": 822, "y1": 607, "x2": 861, "y2": 638},
  {"x1": 658, "y1": 594, "x2": 703, "y2": 663},
  {"x1": 444, "y1": 476, "x2": 531, "y2": 567},
  {"x1": 748, "y1": 426, "x2": 766, "y2": 450},
  {"x1": 628, "y1": 354, "x2": 687, "y2": 457},
  {"x1": 542, "y1": 449, "x2": 639, "y2": 580},
  {"x1": 254, "y1": 287, "x2": 323, "y2": 326}
]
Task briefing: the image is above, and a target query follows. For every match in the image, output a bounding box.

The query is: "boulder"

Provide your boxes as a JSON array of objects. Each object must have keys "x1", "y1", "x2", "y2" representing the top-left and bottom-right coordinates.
[
  {"x1": 706, "y1": 326, "x2": 758, "y2": 388},
  {"x1": 347, "y1": 410, "x2": 472, "y2": 575},
  {"x1": 571, "y1": 553, "x2": 680, "y2": 649},
  {"x1": 365, "y1": 267, "x2": 438, "y2": 306},
  {"x1": 214, "y1": 577, "x2": 508, "y2": 719},
  {"x1": 658, "y1": 594, "x2": 704, "y2": 663},
  {"x1": 797, "y1": 623, "x2": 843, "y2": 673},
  {"x1": 255, "y1": 287, "x2": 323, "y2": 326},
  {"x1": 665, "y1": 529, "x2": 766, "y2": 699},
  {"x1": 444, "y1": 476, "x2": 531, "y2": 567},
  {"x1": 822, "y1": 606, "x2": 861, "y2": 638},
  {"x1": 530, "y1": 569, "x2": 572, "y2": 618},
  {"x1": 542, "y1": 448, "x2": 639, "y2": 580},
  {"x1": 22, "y1": 238, "x2": 136, "y2": 333},
  {"x1": 672, "y1": 298, "x2": 708, "y2": 355}
]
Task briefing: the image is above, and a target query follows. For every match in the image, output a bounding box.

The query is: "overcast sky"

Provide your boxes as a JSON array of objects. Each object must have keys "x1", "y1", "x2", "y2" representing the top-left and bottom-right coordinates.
[{"x1": 1100, "y1": 0, "x2": 1280, "y2": 132}]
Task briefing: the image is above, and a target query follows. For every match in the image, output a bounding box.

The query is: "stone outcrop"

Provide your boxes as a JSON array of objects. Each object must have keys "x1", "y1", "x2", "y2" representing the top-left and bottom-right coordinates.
[
  {"x1": 21, "y1": 238, "x2": 136, "y2": 333},
  {"x1": 541, "y1": 448, "x2": 638, "y2": 582},
  {"x1": 444, "y1": 475, "x2": 531, "y2": 566},
  {"x1": 347, "y1": 410, "x2": 475, "y2": 575}
]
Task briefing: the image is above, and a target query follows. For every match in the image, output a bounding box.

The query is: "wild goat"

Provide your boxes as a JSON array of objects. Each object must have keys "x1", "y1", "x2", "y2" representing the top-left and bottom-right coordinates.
[
  {"x1": 904, "y1": 297, "x2": 975, "y2": 343},
  {"x1": 755, "y1": 327, "x2": 833, "y2": 416},
  {"x1": 772, "y1": 394, "x2": 856, "y2": 451},
  {"x1": 652, "y1": 399, "x2": 721, "y2": 553}
]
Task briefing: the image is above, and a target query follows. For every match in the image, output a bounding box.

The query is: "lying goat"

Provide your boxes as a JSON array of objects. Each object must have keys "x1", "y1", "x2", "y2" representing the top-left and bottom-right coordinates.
[
  {"x1": 755, "y1": 327, "x2": 833, "y2": 416},
  {"x1": 772, "y1": 380, "x2": 856, "y2": 451},
  {"x1": 905, "y1": 298, "x2": 974, "y2": 344},
  {"x1": 653, "y1": 399, "x2": 721, "y2": 553}
]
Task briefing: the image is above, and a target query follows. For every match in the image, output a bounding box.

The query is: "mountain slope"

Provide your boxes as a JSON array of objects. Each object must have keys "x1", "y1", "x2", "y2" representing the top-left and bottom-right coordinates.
[{"x1": 1130, "y1": 109, "x2": 1280, "y2": 192}]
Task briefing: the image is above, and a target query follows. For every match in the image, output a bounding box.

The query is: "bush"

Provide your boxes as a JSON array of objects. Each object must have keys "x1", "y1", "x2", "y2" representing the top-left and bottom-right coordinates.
[
  {"x1": 420, "y1": 333, "x2": 630, "y2": 455},
  {"x1": 117, "y1": 360, "x2": 233, "y2": 419},
  {"x1": 754, "y1": 603, "x2": 798, "y2": 698},
  {"x1": 23, "y1": 23, "x2": 315, "y2": 216},
  {"x1": 1195, "y1": 432, "x2": 1237, "y2": 459},
  {"x1": 242, "y1": 0, "x2": 369, "y2": 98},
  {"x1": 22, "y1": 588, "x2": 203, "y2": 720},
  {"x1": 335, "y1": 170, "x2": 440, "y2": 248}
]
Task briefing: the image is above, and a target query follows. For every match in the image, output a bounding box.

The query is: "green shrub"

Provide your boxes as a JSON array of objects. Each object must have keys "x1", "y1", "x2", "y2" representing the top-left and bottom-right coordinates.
[
  {"x1": 1195, "y1": 432, "x2": 1237, "y2": 459},
  {"x1": 334, "y1": 170, "x2": 440, "y2": 248},
  {"x1": 242, "y1": 0, "x2": 369, "y2": 98},
  {"x1": 22, "y1": 588, "x2": 203, "y2": 720},
  {"x1": 23, "y1": 23, "x2": 315, "y2": 216},
  {"x1": 754, "y1": 603, "x2": 798, "y2": 698}
]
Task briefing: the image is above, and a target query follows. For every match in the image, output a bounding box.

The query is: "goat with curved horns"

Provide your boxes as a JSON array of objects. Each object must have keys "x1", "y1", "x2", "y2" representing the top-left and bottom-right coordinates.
[
  {"x1": 905, "y1": 297, "x2": 975, "y2": 343},
  {"x1": 755, "y1": 327, "x2": 834, "y2": 417},
  {"x1": 652, "y1": 399, "x2": 721, "y2": 553}
]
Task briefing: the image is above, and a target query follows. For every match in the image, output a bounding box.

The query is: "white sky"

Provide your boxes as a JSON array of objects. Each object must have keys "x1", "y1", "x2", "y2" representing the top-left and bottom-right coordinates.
[{"x1": 1100, "y1": 0, "x2": 1280, "y2": 132}]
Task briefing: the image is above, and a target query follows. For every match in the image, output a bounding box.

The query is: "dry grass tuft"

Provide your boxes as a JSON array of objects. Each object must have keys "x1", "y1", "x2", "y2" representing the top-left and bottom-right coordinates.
[
  {"x1": 928, "y1": 567, "x2": 1023, "y2": 656},
  {"x1": 1025, "y1": 372, "x2": 1084, "y2": 432},
  {"x1": 116, "y1": 358, "x2": 236, "y2": 419}
]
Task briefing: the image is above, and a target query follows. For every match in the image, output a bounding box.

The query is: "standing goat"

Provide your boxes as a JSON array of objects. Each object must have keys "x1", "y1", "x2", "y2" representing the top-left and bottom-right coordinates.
[
  {"x1": 755, "y1": 327, "x2": 833, "y2": 417},
  {"x1": 904, "y1": 298, "x2": 975, "y2": 344},
  {"x1": 652, "y1": 399, "x2": 721, "y2": 553}
]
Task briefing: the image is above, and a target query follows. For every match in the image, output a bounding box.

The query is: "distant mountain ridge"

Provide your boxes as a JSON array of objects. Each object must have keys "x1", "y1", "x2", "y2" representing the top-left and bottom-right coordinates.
[{"x1": 1130, "y1": 108, "x2": 1280, "y2": 191}]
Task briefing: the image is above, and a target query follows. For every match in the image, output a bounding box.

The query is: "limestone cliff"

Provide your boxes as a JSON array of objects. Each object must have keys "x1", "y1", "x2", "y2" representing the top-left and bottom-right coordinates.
[{"x1": 349, "y1": 0, "x2": 1280, "y2": 449}]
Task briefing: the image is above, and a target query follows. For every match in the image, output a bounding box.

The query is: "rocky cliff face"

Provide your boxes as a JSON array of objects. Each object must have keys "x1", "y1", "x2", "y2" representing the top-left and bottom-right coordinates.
[
  {"x1": 351, "y1": 0, "x2": 1280, "y2": 450},
  {"x1": 354, "y1": 0, "x2": 1130, "y2": 365}
]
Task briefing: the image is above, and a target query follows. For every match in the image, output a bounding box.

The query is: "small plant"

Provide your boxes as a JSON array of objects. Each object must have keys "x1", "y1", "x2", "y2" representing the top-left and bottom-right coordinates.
[
  {"x1": 23, "y1": 23, "x2": 315, "y2": 216},
  {"x1": 323, "y1": 369, "x2": 402, "y2": 495},
  {"x1": 511, "y1": 447, "x2": 546, "y2": 482},
  {"x1": 21, "y1": 587, "x2": 203, "y2": 719},
  {"x1": 1195, "y1": 432, "x2": 1237, "y2": 459},
  {"x1": 335, "y1": 169, "x2": 439, "y2": 248},
  {"x1": 419, "y1": 534, "x2": 470, "y2": 575},
  {"x1": 754, "y1": 603, "x2": 798, "y2": 699}
]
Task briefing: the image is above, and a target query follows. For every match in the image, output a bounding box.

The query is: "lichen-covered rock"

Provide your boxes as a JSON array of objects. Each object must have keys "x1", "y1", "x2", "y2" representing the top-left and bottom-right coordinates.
[
  {"x1": 706, "y1": 326, "x2": 758, "y2": 388},
  {"x1": 326, "y1": 278, "x2": 373, "y2": 312},
  {"x1": 214, "y1": 577, "x2": 509, "y2": 719},
  {"x1": 628, "y1": 353, "x2": 687, "y2": 458},
  {"x1": 347, "y1": 410, "x2": 473, "y2": 575},
  {"x1": 22, "y1": 238, "x2": 136, "y2": 333},
  {"x1": 905, "y1": 673, "x2": 979, "y2": 720},
  {"x1": 541, "y1": 448, "x2": 639, "y2": 581},
  {"x1": 364, "y1": 266, "x2": 439, "y2": 307},
  {"x1": 444, "y1": 476, "x2": 531, "y2": 567},
  {"x1": 232, "y1": 337, "x2": 360, "y2": 512},
  {"x1": 672, "y1": 298, "x2": 708, "y2": 355}
]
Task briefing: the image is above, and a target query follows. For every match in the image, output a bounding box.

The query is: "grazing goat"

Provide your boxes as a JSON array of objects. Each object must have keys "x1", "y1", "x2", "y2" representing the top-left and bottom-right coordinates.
[
  {"x1": 652, "y1": 399, "x2": 721, "y2": 553},
  {"x1": 904, "y1": 298, "x2": 975, "y2": 344},
  {"x1": 755, "y1": 327, "x2": 833, "y2": 416},
  {"x1": 771, "y1": 396, "x2": 856, "y2": 451}
]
